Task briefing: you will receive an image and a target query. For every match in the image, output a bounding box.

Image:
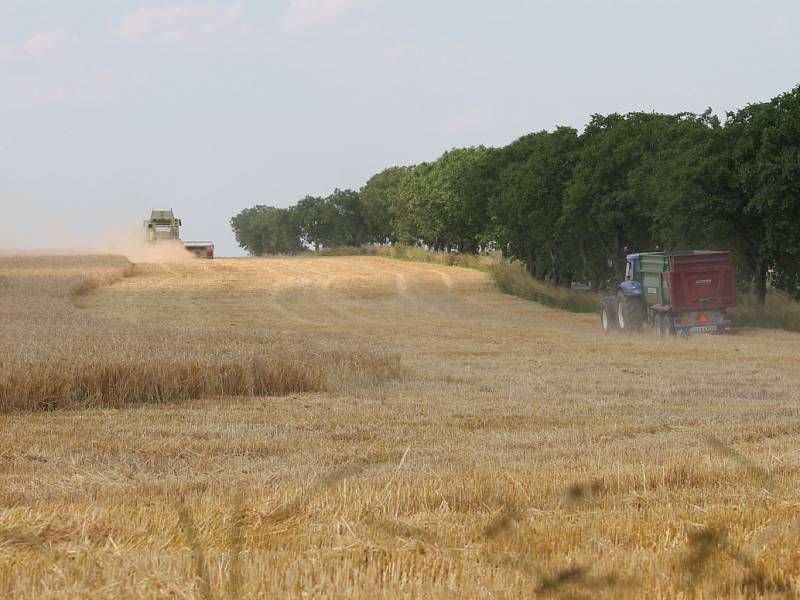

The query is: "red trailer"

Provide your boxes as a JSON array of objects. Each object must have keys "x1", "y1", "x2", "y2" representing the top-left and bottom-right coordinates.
[{"x1": 183, "y1": 242, "x2": 215, "y2": 259}]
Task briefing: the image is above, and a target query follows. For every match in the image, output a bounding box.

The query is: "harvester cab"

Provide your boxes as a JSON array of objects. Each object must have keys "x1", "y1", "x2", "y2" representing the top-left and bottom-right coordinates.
[
  {"x1": 144, "y1": 209, "x2": 181, "y2": 242},
  {"x1": 600, "y1": 250, "x2": 736, "y2": 336}
]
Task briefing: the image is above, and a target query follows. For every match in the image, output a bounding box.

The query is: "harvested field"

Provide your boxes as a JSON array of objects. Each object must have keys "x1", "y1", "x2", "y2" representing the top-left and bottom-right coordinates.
[{"x1": 1, "y1": 254, "x2": 800, "y2": 598}]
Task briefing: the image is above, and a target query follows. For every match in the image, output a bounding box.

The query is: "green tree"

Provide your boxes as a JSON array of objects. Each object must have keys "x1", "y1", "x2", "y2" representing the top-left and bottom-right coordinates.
[
  {"x1": 231, "y1": 205, "x2": 269, "y2": 255},
  {"x1": 360, "y1": 167, "x2": 409, "y2": 244},
  {"x1": 398, "y1": 148, "x2": 489, "y2": 251},
  {"x1": 643, "y1": 110, "x2": 723, "y2": 250},
  {"x1": 563, "y1": 112, "x2": 716, "y2": 287},
  {"x1": 230, "y1": 206, "x2": 303, "y2": 255},
  {"x1": 324, "y1": 188, "x2": 367, "y2": 247},
  {"x1": 489, "y1": 127, "x2": 580, "y2": 283},
  {"x1": 688, "y1": 88, "x2": 800, "y2": 304},
  {"x1": 294, "y1": 195, "x2": 333, "y2": 251},
  {"x1": 744, "y1": 86, "x2": 800, "y2": 301},
  {"x1": 395, "y1": 162, "x2": 434, "y2": 245}
]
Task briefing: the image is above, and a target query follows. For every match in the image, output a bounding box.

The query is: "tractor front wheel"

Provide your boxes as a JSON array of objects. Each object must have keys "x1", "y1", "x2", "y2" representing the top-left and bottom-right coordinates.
[{"x1": 601, "y1": 299, "x2": 618, "y2": 333}]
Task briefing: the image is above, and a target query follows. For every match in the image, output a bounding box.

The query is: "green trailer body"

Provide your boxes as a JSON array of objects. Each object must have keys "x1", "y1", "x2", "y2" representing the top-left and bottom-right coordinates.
[{"x1": 639, "y1": 253, "x2": 671, "y2": 306}]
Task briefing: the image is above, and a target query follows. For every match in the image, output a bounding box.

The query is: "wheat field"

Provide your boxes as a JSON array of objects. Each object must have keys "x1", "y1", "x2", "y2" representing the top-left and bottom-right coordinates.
[{"x1": 1, "y1": 254, "x2": 800, "y2": 598}]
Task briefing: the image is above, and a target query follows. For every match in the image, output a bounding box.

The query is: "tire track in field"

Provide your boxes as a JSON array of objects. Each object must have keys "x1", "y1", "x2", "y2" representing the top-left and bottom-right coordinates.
[{"x1": 268, "y1": 261, "x2": 379, "y2": 328}]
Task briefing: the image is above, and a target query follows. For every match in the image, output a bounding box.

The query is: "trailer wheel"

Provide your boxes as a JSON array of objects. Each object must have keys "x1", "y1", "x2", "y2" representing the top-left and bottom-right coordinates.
[
  {"x1": 662, "y1": 313, "x2": 674, "y2": 336},
  {"x1": 654, "y1": 312, "x2": 664, "y2": 337},
  {"x1": 617, "y1": 291, "x2": 644, "y2": 331},
  {"x1": 600, "y1": 299, "x2": 617, "y2": 333}
]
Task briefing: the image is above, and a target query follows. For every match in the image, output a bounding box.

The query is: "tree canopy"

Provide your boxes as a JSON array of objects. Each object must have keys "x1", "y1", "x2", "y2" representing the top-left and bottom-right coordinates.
[{"x1": 231, "y1": 85, "x2": 800, "y2": 303}]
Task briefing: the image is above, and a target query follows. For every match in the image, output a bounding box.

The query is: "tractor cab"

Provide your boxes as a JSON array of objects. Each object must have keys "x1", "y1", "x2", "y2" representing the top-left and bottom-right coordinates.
[
  {"x1": 624, "y1": 254, "x2": 641, "y2": 282},
  {"x1": 617, "y1": 254, "x2": 644, "y2": 297},
  {"x1": 608, "y1": 251, "x2": 643, "y2": 287}
]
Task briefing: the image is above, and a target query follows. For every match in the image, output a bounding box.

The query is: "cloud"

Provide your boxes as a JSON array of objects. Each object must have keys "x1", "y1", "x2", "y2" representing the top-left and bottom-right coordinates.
[
  {"x1": 1, "y1": 67, "x2": 133, "y2": 110},
  {"x1": 283, "y1": 0, "x2": 367, "y2": 32},
  {"x1": 117, "y1": 3, "x2": 245, "y2": 45},
  {"x1": 0, "y1": 29, "x2": 78, "y2": 64},
  {"x1": 439, "y1": 104, "x2": 498, "y2": 137},
  {"x1": 383, "y1": 41, "x2": 417, "y2": 65},
  {"x1": 0, "y1": 30, "x2": 133, "y2": 109},
  {"x1": 22, "y1": 30, "x2": 78, "y2": 57}
]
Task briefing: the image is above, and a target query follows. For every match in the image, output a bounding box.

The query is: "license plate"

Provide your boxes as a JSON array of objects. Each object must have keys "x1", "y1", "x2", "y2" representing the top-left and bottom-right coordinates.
[{"x1": 691, "y1": 325, "x2": 718, "y2": 333}]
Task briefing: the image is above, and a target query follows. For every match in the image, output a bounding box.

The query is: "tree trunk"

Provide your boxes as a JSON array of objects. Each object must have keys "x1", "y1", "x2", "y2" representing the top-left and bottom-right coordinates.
[
  {"x1": 578, "y1": 238, "x2": 591, "y2": 285},
  {"x1": 753, "y1": 257, "x2": 768, "y2": 305}
]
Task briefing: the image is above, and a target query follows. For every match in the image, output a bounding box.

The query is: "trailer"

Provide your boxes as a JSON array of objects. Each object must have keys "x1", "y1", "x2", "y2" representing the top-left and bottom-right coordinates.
[
  {"x1": 600, "y1": 251, "x2": 736, "y2": 336},
  {"x1": 183, "y1": 242, "x2": 215, "y2": 259}
]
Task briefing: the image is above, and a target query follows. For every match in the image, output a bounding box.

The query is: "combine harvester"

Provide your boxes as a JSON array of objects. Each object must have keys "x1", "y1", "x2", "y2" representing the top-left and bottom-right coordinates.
[
  {"x1": 143, "y1": 209, "x2": 214, "y2": 259},
  {"x1": 601, "y1": 250, "x2": 736, "y2": 336}
]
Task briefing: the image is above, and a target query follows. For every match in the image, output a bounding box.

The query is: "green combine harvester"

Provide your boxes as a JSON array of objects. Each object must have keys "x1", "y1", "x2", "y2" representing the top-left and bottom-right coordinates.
[{"x1": 143, "y1": 209, "x2": 214, "y2": 259}]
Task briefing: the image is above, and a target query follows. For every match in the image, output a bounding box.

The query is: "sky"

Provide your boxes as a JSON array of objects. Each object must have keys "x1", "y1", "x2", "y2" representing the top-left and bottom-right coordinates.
[{"x1": 0, "y1": 0, "x2": 798, "y2": 256}]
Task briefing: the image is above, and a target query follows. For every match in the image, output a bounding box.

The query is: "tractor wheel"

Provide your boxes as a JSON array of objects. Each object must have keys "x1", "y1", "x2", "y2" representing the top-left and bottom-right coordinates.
[
  {"x1": 616, "y1": 291, "x2": 644, "y2": 331},
  {"x1": 600, "y1": 300, "x2": 617, "y2": 333}
]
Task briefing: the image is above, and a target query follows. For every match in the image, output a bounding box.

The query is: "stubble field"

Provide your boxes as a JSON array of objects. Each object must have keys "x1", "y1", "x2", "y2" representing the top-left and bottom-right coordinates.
[{"x1": 1, "y1": 254, "x2": 800, "y2": 598}]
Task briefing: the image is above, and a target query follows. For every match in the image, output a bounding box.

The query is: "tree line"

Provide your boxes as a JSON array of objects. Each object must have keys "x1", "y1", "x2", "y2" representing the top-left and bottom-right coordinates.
[{"x1": 231, "y1": 85, "x2": 800, "y2": 304}]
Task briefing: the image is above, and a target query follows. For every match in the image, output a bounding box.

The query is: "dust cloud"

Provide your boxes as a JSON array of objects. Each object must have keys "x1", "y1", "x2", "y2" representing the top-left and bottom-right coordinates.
[
  {"x1": 1, "y1": 225, "x2": 196, "y2": 263},
  {"x1": 93, "y1": 227, "x2": 195, "y2": 263}
]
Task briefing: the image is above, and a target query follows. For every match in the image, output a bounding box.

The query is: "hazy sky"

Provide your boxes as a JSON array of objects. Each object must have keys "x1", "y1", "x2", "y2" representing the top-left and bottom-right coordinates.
[{"x1": 1, "y1": 0, "x2": 798, "y2": 256}]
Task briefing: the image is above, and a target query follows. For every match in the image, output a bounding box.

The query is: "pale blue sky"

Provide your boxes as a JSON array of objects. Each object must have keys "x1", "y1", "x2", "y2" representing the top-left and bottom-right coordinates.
[{"x1": 1, "y1": 0, "x2": 798, "y2": 255}]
